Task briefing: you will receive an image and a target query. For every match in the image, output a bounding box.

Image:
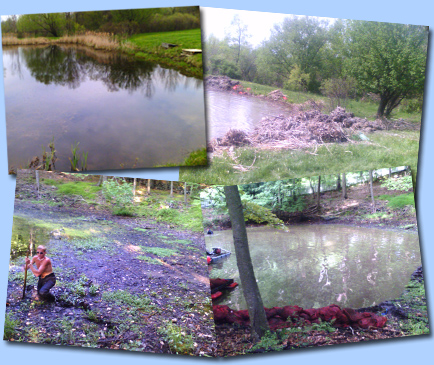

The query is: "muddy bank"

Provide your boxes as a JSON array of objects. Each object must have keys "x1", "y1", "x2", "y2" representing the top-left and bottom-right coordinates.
[
  {"x1": 205, "y1": 76, "x2": 419, "y2": 153},
  {"x1": 5, "y1": 177, "x2": 216, "y2": 356},
  {"x1": 213, "y1": 265, "x2": 427, "y2": 356}
]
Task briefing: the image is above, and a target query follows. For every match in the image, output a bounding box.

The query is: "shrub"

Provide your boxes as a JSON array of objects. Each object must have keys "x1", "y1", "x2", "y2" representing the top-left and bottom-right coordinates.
[
  {"x1": 381, "y1": 175, "x2": 413, "y2": 191},
  {"x1": 157, "y1": 321, "x2": 196, "y2": 355},
  {"x1": 103, "y1": 179, "x2": 134, "y2": 215}
]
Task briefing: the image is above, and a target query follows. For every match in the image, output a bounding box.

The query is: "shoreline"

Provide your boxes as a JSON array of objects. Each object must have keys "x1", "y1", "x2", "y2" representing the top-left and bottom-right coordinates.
[{"x1": 2, "y1": 32, "x2": 203, "y2": 79}]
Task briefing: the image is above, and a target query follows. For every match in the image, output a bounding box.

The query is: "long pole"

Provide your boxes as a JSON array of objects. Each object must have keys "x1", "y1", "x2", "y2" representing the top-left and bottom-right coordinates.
[{"x1": 22, "y1": 231, "x2": 32, "y2": 299}]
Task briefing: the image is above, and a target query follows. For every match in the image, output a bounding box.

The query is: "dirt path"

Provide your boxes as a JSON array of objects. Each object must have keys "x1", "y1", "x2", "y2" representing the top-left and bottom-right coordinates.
[{"x1": 6, "y1": 192, "x2": 216, "y2": 355}]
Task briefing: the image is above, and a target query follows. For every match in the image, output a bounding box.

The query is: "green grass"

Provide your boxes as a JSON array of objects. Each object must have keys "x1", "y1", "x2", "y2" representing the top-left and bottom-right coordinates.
[
  {"x1": 3, "y1": 314, "x2": 20, "y2": 340},
  {"x1": 140, "y1": 247, "x2": 178, "y2": 257},
  {"x1": 180, "y1": 130, "x2": 419, "y2": 185},
  {"x1": 385, "y1": 193, "x2": 415, "y2": 209},
  {"x1": 70, "y1": 237, "x2": 112, "y2": 252},
  {"x1": 237, "y1": 80, "x2": 422, "y2": 122},
  {"x1": 137, "y1": 255, "x2": 164, "y2": 265},
  {"x1": 134, "y1": 199, "x2": 204, "y2": 232},
  {"x1": 128, "y1": 29, "x2": 202, "y2": 78},
  {"x1": 42, "y1": 179, "x2": 102, "y2": 200},
  {"x1": 102, "y1": 290, "x2": 154, "y2": 309},
  {"x1": 157, "y1": 320, "x2": 196, "y2": 355}
]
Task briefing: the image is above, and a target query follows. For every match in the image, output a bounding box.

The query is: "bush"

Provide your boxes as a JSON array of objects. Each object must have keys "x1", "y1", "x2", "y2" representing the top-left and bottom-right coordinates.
[
  {"x1": 381, "y1": 175, "x2": 413, "y2": 191},
  {"x1": 102, "y1": 179, "x2": 134, "y2": 215},
  {"x1": 4, "y1": 314, "x2": 19, "y2": 340}
]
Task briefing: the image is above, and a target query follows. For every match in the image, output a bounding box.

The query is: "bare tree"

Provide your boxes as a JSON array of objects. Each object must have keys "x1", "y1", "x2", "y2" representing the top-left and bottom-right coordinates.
[{"x1": 224, "y1": 185, "x2": 270, "y2": 341}]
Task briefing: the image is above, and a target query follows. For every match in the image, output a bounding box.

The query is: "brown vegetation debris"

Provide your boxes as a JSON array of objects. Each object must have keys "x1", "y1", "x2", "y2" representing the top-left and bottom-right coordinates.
[
  {"x1": 205, "y1": 75, "x2": 240, "y2": 90},
  {"x1": 209, "y1": 107, "x2": 393, "y2": 152},
  {"x1": 208, "y1": 129, "x2": 252, "y2": 151},
  {"x1": 267, "y1": 89, "x2": 287, "y2": 101}
]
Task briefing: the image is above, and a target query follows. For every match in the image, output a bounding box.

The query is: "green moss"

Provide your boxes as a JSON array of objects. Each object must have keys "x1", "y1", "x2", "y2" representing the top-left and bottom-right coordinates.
[
  {"x1": 386, "y1": 193, "x2": 415, "y2": 209},
  {"x1": 43, "y1": 179, "x2": 102, "y2": 200}
]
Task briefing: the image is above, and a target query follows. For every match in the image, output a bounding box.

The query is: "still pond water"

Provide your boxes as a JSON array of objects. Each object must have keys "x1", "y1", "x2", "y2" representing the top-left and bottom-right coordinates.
[
  {"x1": 206, "y1": 89, "x2": 292, "y2": 139},
  {"x1": 3, "y1": 45, "x2": 206, "y2": 171},
  {"x1": 207, "y1": 225, "x2": 421, "y2": 310}
]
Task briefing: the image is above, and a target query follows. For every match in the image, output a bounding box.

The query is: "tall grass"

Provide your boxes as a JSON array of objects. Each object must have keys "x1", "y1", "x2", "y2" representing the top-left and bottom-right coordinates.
[
  {"x1": 2, "y1": 32, "x2": 122, "y2": 51},
  {"x1": 179, "y1": 130, "x2": 420, "y2": 185}
]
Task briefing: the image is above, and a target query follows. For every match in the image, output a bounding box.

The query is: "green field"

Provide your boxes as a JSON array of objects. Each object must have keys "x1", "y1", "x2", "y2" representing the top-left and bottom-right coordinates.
[{"x1": 128, "y1": 29, "x2": 203, "y2": 78}]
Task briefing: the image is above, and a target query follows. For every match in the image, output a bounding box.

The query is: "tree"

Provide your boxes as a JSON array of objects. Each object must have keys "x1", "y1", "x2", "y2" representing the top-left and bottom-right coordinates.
[
  {"x1": 316, "y1": 175, "x2": 321, "y2": 211},
  {"x1": 261, "y1": 16, "x2": 329, "y2": 92},
  {"x1": 1, "y1": 15, "x2": 18, "y2": 34},
  {"x1": 345, "y1": 21, "x2": 428, "y2": 118},
  {"x1": 17, "y1": 13, "x2": 67, "y2": 37},
  {"x1": 224, "y1": 185, "x2": 269, "y2": 341},
  {"x1": 226, "y1": 15, "x2": 251, "y2": 66}
]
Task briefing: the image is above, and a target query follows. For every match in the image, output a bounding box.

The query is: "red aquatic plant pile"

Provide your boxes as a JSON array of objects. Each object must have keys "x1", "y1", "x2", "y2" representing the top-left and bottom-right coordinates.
[{"x1": 213, "y1": 304, "x2": 387, "y2": 330}]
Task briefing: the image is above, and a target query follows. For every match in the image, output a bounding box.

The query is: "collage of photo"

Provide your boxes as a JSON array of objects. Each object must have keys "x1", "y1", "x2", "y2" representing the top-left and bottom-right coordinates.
[{"x1": 0, "y1": 3, "x2": 430, "y2": 361}]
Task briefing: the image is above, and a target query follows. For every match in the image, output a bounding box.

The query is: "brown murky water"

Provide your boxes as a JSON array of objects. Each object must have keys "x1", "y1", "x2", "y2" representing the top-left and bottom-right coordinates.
[
  {"x1": 207, "y1": 225, "x2": 421, "y2": 310},
  {"x1": 205, "y1": 89, "x2": 292, "y2": 139}
]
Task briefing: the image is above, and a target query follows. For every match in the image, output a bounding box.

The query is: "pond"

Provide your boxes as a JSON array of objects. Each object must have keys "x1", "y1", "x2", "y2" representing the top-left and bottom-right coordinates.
[
  {"x1": 205, "y1": 89, "x2": 292, "y2": 139},
  {"x1": 207, "y1": 225, "x2": 421, "y2": 310},
  {"x1": 3, "y1": 45, "x2": 206, "y2": 171},
  {"x1": 10, "y1": 216, "x2": 51, "y2": 261}
]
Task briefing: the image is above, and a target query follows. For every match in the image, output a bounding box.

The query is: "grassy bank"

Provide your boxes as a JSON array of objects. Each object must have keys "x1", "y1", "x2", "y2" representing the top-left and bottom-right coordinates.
[
  {"x1": 180, "y1": 130, "x2": 420, "y2": 185},
  {"x1": 2, "y1": 29, "x2": 203, "y2": 78},
  {"x1": 237, "y1": 80, "x2": 422, "y2": 123},
  {"x1": 128, "y1": 29, "x2": 202, "y2": 78}
]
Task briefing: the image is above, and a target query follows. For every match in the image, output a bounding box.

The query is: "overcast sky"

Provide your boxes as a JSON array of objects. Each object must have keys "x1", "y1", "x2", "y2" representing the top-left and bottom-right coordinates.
[{"x1": 201, "y1": 7, "x2": 335, "y2": 47}]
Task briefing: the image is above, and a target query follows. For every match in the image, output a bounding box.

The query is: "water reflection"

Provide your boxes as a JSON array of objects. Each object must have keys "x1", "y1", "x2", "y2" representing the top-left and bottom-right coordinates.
[
  {"x1": 10, "y1": 216, "x2": 51, "y2": 261},
  {"x1": 4, "y1": 45, "x2": 206, "y2": 171},
  {"x1": 207, "y1": 225, "x2": 421, "y2": 310},
  {"x1": 205, "y1": 89, "x2": 292, "y2": 139}
]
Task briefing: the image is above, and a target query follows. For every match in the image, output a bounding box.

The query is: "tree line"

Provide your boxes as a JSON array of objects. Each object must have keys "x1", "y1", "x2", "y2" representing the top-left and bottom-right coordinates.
[
  {"x1": 206, "y1": 15, "x2": 428, "y2": 117},
  {"x1": 1, "y1": 7, "x2": 200, "y2": 38}
]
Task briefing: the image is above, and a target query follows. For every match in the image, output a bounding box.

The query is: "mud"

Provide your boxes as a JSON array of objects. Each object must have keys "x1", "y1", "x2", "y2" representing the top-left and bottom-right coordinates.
[{"x1": 5, "y1": 177, "x2": 217, "y2": 356}]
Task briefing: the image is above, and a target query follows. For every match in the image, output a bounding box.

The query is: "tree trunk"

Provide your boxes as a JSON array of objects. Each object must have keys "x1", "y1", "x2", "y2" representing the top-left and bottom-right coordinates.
[
  {"x1": 147, "y1": 179, "x2": 152, "y2": 194},
  {"x1": 316, "y1": 175, "x2": 321, "y2": 212},
  {"x1": 184, "y1": 182, "x2": 188, "y2": 205},
  {"x1": 96, "y1": 175, "x2": 107, "y2": 187},
  {"x1": 377, "y1": 93, "x2": 388, "y2": 118},
  {"x1": 336, "y1": 174, "x2": 341, "y2": 191},
  {"x1": 342, "y1": 173, "x2": 347, "y2": 199},
  {"x1": 170, "y1": 181, "x2": 174, "y2": 197},
  {"x1": 224, "y1": 185, "x2": 270, "y2": 341},
  {"x1": 369, "y1": 170, "x2": 375, "y2": 213}
]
